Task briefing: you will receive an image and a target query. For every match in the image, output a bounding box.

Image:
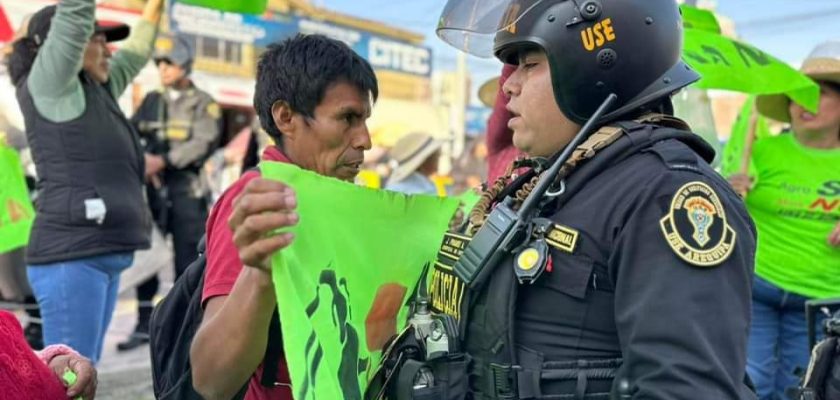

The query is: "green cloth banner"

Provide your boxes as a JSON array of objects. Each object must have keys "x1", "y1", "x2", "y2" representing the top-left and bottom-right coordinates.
[
  {"x1": 719, "y1": 96, "x2": 773, "y2": 177},
  {"x1": 680, "y1": 6, "x2": 819, "y2": 112},
  {"x1": 264, "y1": 161, "x2": 458, "y2": 399},
  {"x1": 0, "y1": 145, "x2": 34, "y2": 253},
  {"x1": 680, "y1": 5, "x2": 721, "y2": 34},
  {"x1": 683, "y1": 28, "x2": 819, "y2": 111},
  {"x1": 176, "y1": 0, "x2": 267, "y2": 14}
]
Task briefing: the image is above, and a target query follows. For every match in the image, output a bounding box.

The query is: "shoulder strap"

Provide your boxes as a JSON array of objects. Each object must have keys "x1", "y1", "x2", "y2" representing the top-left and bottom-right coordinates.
[
  {"x1": 241, "y1": 164, "x2": 281, "y2": 388},
  {"x1": 557, "y1": 113, "x2": 689, "y2": 177},
  {"x1": 260, "y1": 309, "x2": 284, "y2": 387}
]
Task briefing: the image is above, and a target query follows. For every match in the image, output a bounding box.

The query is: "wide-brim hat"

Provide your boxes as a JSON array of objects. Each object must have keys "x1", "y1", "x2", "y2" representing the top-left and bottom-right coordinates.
[
  {"x1": 478, "y1": 75, "x2": 500, "y2": 108},
  {"x1": 388, "y1": 133, "x2": 443, "y2": 184},
  {"x1": 26, "y1": 5, "x2": 129, "y2": 47},
  {"x1": 757, "y1": 41, "x2": 840, "y2": 123}
]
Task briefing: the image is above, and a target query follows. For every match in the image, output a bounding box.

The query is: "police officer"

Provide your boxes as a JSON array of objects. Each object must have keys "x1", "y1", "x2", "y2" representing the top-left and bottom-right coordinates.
[
  {"x1": 371, "y1": 0, "x2": 758, "y2": 398},
  {"x1": 118, "y1": 34, "x2": 222, "y2": 351}
]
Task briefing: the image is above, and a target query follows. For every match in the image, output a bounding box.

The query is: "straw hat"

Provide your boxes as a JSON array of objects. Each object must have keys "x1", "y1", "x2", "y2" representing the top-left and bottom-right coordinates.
[
  {"x1": 388, "y1": 133, "x2": 443, "y2": 183},
  {"x1": 478, "y1": 76, "x2": 500, "y2": 108},
  {"x1": 757, "y1": 41, "x2": 840, "y2": 122}
]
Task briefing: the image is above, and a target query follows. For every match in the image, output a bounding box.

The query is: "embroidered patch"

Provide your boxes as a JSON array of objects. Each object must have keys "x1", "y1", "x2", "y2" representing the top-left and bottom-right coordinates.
[
  {"x1": 165, "y1": 127, "x2": 189, "y2": 141},
  {"x1": 430, "y1": 232, "x2": 471, "y2": 319},
  {"x1": 660, "y1": 181, "x2": 736, "y2": 267},
  {"x1": 206, "y1": 102, "x2": 221, "y2": 119},
  {"x1": 545, "y1": 224, "x2": 579, "y2": 253}
]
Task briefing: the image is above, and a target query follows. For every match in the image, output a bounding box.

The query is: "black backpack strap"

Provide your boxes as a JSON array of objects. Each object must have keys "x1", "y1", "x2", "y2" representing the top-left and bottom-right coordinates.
[
  {"x1": 261, "y1": 308, "x2": 283, "y2": 387},
  {"x1": 252, "y1": 164, "x2": 281, "y2": 388}
]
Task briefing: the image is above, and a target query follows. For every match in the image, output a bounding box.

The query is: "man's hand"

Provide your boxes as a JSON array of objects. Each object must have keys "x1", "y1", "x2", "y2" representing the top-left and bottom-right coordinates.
[
  {"x1": 829, "y1": 222, "x2": 840, "y2": 247},
  {"x1": 144, "y1": 154, "x2": 165, "y2": 179},
  {"x1": 727, "y1": 173, "x2": 753, "y2": 197},
  {"x1": 229, "y1": 178, "x2": 298, "y2": 271},
  {"x1": 49, "y1": 354, "x2": 97, "y2": 399}
]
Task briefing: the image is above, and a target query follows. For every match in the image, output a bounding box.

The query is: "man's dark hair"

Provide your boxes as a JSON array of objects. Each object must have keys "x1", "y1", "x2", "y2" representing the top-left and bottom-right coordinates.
[{"x1": 254, "y1": 34, "x2": 379, "y2": 146}]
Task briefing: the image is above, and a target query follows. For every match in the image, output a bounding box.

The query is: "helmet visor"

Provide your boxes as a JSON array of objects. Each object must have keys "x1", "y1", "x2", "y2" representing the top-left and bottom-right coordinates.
[{"x1": 436, "y1": 0, "x2": 547, "y2": 58}]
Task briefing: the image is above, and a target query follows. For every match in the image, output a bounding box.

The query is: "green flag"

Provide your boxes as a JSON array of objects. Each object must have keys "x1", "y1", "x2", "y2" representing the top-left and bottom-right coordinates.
[
  {"x1": 263, "y1": 161, "x2": 458, "y2": 399},
  {"x1": 176, "y1": 0, "x2": 267, "y2": 14},
  {"x1": 719, "y1": 96, "x2": 773, "y2": 177},
  {"x1": 0, "y1": 145, "x2": 34, "y2": 253},
  {"x1": 680, "y1": 7, "x2": 819, "y2": 112},
  {"x1": 680, "y1": 5, "x2": 721, "y2": 34}
]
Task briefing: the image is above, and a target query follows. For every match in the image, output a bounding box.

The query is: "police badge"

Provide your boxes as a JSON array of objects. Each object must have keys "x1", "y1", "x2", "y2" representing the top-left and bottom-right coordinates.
[{"x1": 660, "y1": 181, "x2": 737, "y2": 267}]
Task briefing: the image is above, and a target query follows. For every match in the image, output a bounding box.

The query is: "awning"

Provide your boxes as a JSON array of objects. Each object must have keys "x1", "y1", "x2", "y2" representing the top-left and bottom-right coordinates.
[{"x1": 190, "y1": 71, "x2": 255, "y2": 108}]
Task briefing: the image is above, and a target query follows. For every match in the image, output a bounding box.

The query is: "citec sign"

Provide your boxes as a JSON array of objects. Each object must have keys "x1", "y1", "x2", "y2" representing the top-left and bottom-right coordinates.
[{"x1": 171, "y1": 2, "x2": 432, "y2": 77}]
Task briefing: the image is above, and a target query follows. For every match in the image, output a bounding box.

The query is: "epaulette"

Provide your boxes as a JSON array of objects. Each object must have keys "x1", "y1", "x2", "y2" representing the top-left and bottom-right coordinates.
[{"x1": 646, "y1": 139, "x2": 703, "y2": 173}]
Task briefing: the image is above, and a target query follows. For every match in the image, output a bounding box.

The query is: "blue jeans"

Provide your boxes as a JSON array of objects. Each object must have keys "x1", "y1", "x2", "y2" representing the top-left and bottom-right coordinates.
[
  {"x1": 28, "y1": 252, "x2": 133, "y2": 363},
  {"x1": 747, "y1": 276, "x2": 821, "y2": 400}
]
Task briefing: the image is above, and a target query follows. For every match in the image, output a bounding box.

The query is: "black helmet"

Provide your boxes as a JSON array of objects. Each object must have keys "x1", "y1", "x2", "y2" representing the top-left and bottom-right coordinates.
[{"x1": 437, "y1": 0, "x2": 700, "y2": 124}]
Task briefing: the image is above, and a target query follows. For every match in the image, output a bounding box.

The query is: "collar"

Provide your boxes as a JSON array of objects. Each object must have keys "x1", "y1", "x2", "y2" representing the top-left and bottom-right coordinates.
[{"x1": 262, "y1": 145, "x2": 291, "y2": 163}]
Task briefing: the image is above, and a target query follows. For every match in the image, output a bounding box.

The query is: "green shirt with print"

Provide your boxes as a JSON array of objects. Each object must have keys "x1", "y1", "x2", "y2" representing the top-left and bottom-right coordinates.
[{"x1": 747, "y1": 134, "x2": 840, "y2": 299}]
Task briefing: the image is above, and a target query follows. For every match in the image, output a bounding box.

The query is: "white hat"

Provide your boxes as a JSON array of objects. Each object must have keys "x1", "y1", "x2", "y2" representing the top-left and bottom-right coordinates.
[
  {"x1": 388, "y1": 133, "x2": 443, "y2": 183},
  {"x1": 757, "y1": 41, "x2": 840, "y2": 122}
]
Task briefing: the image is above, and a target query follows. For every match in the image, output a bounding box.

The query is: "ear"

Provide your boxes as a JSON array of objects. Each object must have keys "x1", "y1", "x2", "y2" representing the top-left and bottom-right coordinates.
[{"x1": 271, "y1": 101, "x2": 297, "y2": 142}]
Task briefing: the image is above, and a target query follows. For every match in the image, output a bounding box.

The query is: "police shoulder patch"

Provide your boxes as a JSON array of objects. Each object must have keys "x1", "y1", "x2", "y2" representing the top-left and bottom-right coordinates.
[
  {"x1": 546, "y1": 223, "x2": 579, "y2": 253},
  {"x1": 206, "y1": 102, "x2": 221, "y2": 119},
  {"x1": 659, "y1": 181, "x2": 736, "y2": 267}
]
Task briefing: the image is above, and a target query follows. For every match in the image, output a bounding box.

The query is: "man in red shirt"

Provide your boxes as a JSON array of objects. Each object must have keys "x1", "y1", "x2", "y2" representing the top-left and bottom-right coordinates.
[{"x1": 189, "y1": 33, "x2": 378, "y2": 400}]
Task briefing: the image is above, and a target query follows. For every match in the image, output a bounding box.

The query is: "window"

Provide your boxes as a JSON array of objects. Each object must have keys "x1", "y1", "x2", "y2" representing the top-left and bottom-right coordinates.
[
  {"x1": 224, "y1": 43, "x2": 241, "y2": 64},
  {"x1": 199, "y1": 36, "x2": 220, "y2": 59}
]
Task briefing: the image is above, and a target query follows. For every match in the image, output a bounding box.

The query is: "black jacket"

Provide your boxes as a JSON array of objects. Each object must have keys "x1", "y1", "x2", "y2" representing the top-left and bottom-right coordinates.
[
  {"x1": 429, "y1": 123, "x2": 757, "y2": 399},
  {"x1": 17, "y1": 73, "x2": 150, "y2": 264}
]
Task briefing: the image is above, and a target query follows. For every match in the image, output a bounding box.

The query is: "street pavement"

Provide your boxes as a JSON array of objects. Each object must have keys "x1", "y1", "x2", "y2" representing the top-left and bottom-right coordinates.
[{"x1": 96, "y1": 292, "x2": 160, "y2": 400}]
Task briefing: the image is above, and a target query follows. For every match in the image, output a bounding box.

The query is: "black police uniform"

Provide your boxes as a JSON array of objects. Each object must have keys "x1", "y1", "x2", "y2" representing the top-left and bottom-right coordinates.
[{"x1": 422, "y1": 119, "x2": 758, "y2": 399}]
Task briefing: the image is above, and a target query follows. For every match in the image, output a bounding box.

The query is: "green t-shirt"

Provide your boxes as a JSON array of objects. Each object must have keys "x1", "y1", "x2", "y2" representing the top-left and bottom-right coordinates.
[{"x1": 746, "y1": 134, "x2": 840, "y2": 299}]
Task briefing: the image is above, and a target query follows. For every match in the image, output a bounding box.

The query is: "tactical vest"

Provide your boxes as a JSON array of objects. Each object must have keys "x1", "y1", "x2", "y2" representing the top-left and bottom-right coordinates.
[
  {"x1": 133, "y1": 87, "x2": 216, "y2": 194},
  {"x1": 417, "y1": 117, "x2": 694, "y2": 400},
  {"x1": 17, "y1": 74, "x2": 150, "y2": 264}
]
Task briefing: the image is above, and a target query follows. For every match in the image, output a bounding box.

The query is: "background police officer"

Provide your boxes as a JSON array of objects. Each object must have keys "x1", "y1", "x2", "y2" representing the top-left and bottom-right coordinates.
[
  {"x1": 118, "y1": 34, "x2": 222, "y2": 351},
  {"x1": 382, "y1": 0, "x2": 757, "y2": 398}
]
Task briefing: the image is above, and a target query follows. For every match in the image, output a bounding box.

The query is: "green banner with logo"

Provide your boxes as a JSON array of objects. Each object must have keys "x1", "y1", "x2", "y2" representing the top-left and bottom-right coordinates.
[
  {"x1": 264, "y1": 161, "x2": 458, "y2": 399},
  {"x1": 0, "y1": 145, "x2": 34, "y2": 253},
  {"x1": 683, "y1": 28, "x2": 819, "y2": 111},
  {"x1": 680, "y1": 5, "x2": 721, "y2": 34},
  {"x1": 680, "y1": 6, "x2": 819, "y2": 111},
  {"x1": 175, "y1": 0, "x2": 267, "y2": 14}
]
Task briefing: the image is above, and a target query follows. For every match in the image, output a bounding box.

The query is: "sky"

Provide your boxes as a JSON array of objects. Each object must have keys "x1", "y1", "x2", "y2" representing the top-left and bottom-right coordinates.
[{"x1": 319, "y1": 0, "x2": 839, "y2": 104}]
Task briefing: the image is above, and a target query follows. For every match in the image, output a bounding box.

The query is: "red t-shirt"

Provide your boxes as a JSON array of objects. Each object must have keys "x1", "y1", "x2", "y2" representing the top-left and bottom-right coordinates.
[
  {"x1": 0, "y1": 310, "x2": 70, "y2": 400},
  {"x1": 202, "y1": 146, "x2": 293, "y2": 400}
]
